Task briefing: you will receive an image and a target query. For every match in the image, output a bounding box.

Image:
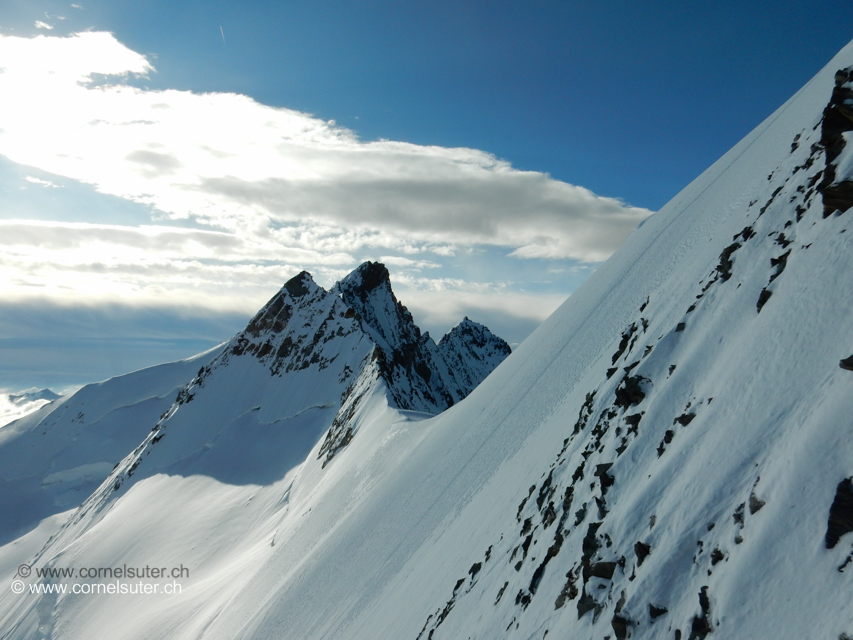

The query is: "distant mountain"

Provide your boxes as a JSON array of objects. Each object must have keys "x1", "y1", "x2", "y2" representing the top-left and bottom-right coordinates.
[
  {"x1": 0, "y1": 388, "x2": 62, "y2": 432},
  {"x1": 7, "y1": 389, "x2": 61, "y2": 405},
  {"x1": 2, "y1": 42, "x2": 853, "y2": 640},
  {"x1": 0, "y1": 263, "x2": 507, "y2": 550}
]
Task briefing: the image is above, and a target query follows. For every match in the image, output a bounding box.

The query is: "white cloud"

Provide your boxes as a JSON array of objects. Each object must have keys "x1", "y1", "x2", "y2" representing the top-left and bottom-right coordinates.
[
  {"x1": 399, "y1": 286, "x2": 567, "y2": 342},
  {"x1": 25, "y1": 176, "x2": 59, "y2": 187},
  {"x1": 0, "y1": 31, "x2": 651, "y2": 266},
  {"x1": 0, "y1": 219, "x2": 356, "y2": 310},
  {"x1": 34, "y1": 21, "x2": 53, "y2": 30},
  {"x1": 0, "y1": 31, "x2": 650, "y2": 351}
]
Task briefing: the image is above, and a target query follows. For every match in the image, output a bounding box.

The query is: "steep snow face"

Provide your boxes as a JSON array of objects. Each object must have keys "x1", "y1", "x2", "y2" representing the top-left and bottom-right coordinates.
[{"x1": 329, "y1": 47, "x2": 853, "y2": 640}]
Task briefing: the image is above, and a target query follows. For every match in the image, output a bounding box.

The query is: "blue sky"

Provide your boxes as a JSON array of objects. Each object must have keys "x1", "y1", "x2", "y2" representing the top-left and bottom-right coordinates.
[{"x1": 1, "y1": 1, "x2": 852, "y2": 392}]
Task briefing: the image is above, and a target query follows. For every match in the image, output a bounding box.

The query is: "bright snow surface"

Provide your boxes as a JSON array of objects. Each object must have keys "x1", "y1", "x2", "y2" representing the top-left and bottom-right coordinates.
[{"x1": 2, "y1": 41, "x2": 853, "y2": 640}]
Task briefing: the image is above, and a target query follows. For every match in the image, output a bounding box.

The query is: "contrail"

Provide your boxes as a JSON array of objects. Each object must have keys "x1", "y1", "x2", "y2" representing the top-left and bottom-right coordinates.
[{"x1": 220, "y1": 26, "x2": 226, "y2": 45}]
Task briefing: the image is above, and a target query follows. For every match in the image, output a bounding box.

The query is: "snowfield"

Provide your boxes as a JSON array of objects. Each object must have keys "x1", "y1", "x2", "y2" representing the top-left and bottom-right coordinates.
[{"x1": 2, "y1": 40, "x2": 853, "y2": 640}]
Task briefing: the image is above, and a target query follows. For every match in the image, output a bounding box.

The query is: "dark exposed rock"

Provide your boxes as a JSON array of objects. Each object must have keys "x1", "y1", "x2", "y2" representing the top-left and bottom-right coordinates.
[
  {"x1": 817, "y1": 67, "x2": 853, "y2": 214},
  {"x1": 529, "y1": 531, "x2": 564, "y2": 594},
  {"x1": 760, "y1": 186, "x2": 784, "y2": 216},
  {"x1": 826, "y1": 477, "x2": 853, "y2": 549},
  {"x1": 590, "y1": 561, "x2": 617, "y2": 580},
  {"x1": 733, "y1": 503, "x2": 745, "y2": 526},
  {"x1": 649, "y1": 604, "x2": 668, "y2": 619},
  {"x1": 749, "y1": 493, "x2": 766, "y2": 514},
  {"x1": 687, "y1": 586, "x2": 713, "y2": 640},
  {"x1": 624, "y1": 360, "x2": 641, "y2": 373},
  {"x1": 624, "y1": 413, "x2": 642, "y2": 429},
  {"x1": 774, "y1": 233, "x2": 792, "y2": 248},
  {"x1": 734, "y1": 226, "x2": 756, "y2": 242},
  {"x1": 494, "y1": 582, "x2": 508, "y2": 605},
  {"x1": 710, "y1": 548, "x2": 725, "y2": 565},
  {"x1": 674, "y1": 413, "x2": 696, "y2": 426},
  {"x1": 634, "y1": 541, "x2": 651, "y2": 566},
  {"x1": 840, "y1": 356, "x2": 853, "y2": 371},
  {"x1": 577, "y1": 592, "x2": 598, "y2": 619},
  {"x1": 791, "y1": 132, "x2": 803, "y2": 153},
  {"x1": 615, "y1": 376, "x2": 646, "y2": 408},
  {"x1": 756, "y1": 288, "x2": 773, "y2": 313},
  {"x1": 554, "y1": 566, "x2": 580, "y2": 609},
  {"x1": 676, "y1": 322, "x2": 686, "y2": 332},
  {"x1": 581, "y1": 522, "x2": 603, "y2": 581},
  {"x1": 612, "y1": 324, "x2": 637, "y2": 364},
  {"x1": 595, "y1": 463, "x2": 615, "y2": 495},
  {"x1": 517, "y1": 485, "x2": 536, "y2": 521},
  {"x1": 769, "y1": 250, "x2": 791, "y2": 284},
  {"x1": 537, "y1": 469, "x2": 555, "y2": 509},
  {"x1": 611, "y1": 613, "x2": 631, "y2": 640},
  {"x1": 283, "y1": 271, "x2": 311, "y2": 297},
  {"x1": 715, "y1": 242, "x2": 742, "y2": 281}
]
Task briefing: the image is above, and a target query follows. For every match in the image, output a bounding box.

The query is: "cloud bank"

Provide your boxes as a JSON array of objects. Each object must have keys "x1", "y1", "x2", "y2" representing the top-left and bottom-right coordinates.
[
  {"x1": 0, "y1": 31, "x2": 652, "y2": 383},
  {"x1": 0, "y1": 31, "x2": 651, "y2": 264}
]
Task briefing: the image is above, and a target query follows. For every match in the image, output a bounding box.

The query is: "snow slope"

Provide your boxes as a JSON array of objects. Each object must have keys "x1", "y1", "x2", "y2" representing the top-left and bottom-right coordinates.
[
  {"x1": 3, "y1": 42, "x2": 853, "y2": 640},
  {"x1": 0, "y1": 346, "x2": 224, "y2": 545}
]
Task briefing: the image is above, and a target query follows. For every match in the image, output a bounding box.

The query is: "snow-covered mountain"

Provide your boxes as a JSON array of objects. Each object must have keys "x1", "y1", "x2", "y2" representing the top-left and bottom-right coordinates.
[
  {"x1": 0, "y1": 389, "x2": 61, "y2": 430},
  {"x1": 0, "y1": 263, "x2": 508, "y2": 629},
  {"x1": 3, "y1": 42, "x2": 853, "y2": 640}
]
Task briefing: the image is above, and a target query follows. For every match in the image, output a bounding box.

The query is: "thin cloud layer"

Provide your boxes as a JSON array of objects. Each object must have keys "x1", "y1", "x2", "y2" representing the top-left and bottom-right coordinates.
[
  {"x1": 0, "y1": 31, "x2": 651, "y2": 264},
  {"x1": 0, "y1": 30, "x2": 650, "y2": 383}
]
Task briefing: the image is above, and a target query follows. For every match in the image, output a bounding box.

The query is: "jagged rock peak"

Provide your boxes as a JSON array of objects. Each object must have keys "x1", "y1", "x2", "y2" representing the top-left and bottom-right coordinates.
[
  {"x1": 333, "y1": 261, "x2": 422, "y2": 350},
  {"x1": 228, "y1": 270, "x2": 360, "y2": 375},
  {"x1": 283, "y1": 270, "x2": 314, "y2": 297},
  {"x1": 341, "y1": 260, "x2": 392, "y2": 293},
  {"x1": 437, "y1": 317, "x2": 512, "y2": 402},
  {"x1": 240, "y1": 270, "x2": 323, "y2": 338},
  {"x1": 441, "y1": 317, "x2": 512, "y2": 355},
  {"x1": 225, "y1": 261, "x2": 511, "y2": 416},
  {"x1": 333, "y1": 261, "x2": 453, "y2": 413}
]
